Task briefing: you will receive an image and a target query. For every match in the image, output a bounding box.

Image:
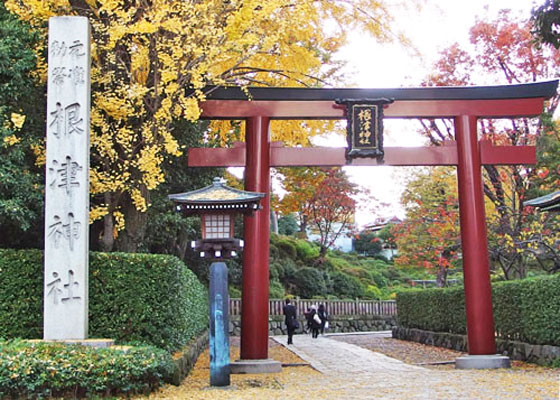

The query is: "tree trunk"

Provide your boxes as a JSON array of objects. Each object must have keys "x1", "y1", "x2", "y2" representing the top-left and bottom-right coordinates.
[
  {"x1": 270, "y1": 209, "x2": 278, "y2": 234},
  {"x1": 99, "y1": 192, "x2": 115, "y2": 252},
  {"x1": 436, "y1": 265, "x2": 448, "y2": 288},
  {"x1": 115, "y1": 187, "x2": 150, "y2": 253},
  {"x1": 299, "y1": 214, "x2": 308, "y2": 233}
]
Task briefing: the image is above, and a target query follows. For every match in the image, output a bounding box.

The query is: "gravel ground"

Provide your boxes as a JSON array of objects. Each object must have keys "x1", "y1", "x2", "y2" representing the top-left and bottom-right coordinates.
[
  {"x1": 137, "y1": 334, "x2": 560, "y2": 400},
  {"x1": 329, "y1": 333, "x2": 465, "y2": 369},
  {"x1": 330, "y1": 333, "x2": 558, "y2": 372}
]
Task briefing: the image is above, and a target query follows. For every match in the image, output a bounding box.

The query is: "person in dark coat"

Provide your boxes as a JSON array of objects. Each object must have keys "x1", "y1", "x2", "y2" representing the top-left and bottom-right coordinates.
[
  {"x1": 318, "y1": 303, "x2": 328, "y2": 335},
  {"x1": 304, "y1": 306, "x2": 312, "y2": 334},
  {"x1": 309, "y1": 304, "x2": 321, "y2": 339},
  {"x1": 283, "y1": 298, "x2": 297, "y2": 345}
]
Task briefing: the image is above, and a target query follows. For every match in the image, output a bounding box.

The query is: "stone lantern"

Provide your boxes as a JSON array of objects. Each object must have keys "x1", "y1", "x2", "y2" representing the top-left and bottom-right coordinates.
[{"x1": 168, "y1": 177, "x2": 265, "y2": 387}]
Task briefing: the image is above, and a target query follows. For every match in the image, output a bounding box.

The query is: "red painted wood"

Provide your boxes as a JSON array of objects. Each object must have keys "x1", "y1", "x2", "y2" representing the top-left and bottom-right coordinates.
[
  {"x1": 240, "y1": 116, "x2": 270, "y2": 360},
  {"x1": 188, "y1": 144, "x2": 535, "y2": 167},
  {"x1": 455, "y1": 115, "x2": 497, "y2": 355},
  {"x1": 200, "y1": 98, "x2": 545, "y2": 119},
  {"x1": 479, "y1": 141, "x2": 537, "y2": 165}
]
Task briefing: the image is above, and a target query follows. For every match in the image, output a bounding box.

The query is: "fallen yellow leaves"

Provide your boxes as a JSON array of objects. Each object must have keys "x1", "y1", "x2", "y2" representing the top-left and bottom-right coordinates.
[{"x1": 136, "y1": 336, "x2": 560, "y2": 400}]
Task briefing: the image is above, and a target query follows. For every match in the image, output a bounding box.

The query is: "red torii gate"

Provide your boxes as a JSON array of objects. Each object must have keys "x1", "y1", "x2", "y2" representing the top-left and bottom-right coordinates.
[{"x1": 189, "y1": 81, "x2": 558, "y2": 367}]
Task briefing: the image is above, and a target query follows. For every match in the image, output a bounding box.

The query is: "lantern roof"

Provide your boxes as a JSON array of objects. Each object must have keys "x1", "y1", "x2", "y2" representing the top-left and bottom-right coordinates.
[
  {"x1": 524, "y1": 190, "x2": 560, "y2": 212},
  {"x1": 168, "y1": 177, "x2": 265, "y2": 212}
]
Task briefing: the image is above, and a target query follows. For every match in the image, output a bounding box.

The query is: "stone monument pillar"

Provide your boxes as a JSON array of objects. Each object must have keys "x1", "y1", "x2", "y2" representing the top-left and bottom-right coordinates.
[{"x1": 44, "y1": 17, "x2": 91, "y2": 340}]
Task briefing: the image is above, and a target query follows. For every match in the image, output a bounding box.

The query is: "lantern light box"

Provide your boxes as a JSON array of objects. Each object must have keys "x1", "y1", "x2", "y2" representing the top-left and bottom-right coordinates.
[{"x1": 169, "y1": 177, "x2": 265, "y2": 259}]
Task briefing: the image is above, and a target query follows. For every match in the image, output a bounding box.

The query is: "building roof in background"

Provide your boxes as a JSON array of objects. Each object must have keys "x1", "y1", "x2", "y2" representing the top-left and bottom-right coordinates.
[
  {"x1": 524, "y1": 190, "x2": 560, "y2": 212},
  {"x1": 362, "y1": 216, "x2": 402, "y2": 232}
]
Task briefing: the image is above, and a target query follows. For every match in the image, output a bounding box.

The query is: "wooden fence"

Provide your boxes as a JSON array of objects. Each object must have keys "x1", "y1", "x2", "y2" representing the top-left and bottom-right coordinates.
[{"x1": 229, "y1": 298, "x2": 397, "y2": 317}]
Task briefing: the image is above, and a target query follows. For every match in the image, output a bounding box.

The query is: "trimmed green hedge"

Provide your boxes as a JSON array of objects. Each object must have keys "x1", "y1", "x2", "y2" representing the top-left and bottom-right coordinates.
[
  {"x1": 0, "y1": 249, "x2": 208, "y2": 352},
  {"x1": 0, "y1": 340, "x2": 174, "y2": 398},
  {"x1": 397, "y1": 273, "x2": 560, "y2": 346}
]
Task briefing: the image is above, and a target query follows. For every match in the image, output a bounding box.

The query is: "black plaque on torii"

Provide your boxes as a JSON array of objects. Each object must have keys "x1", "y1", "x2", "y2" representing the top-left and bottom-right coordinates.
[{"x1": 336, "y1": 98, "x2": 394, "y2": 162}]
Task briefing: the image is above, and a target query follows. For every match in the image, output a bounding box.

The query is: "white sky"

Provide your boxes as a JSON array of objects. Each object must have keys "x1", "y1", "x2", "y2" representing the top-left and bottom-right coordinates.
[{"x1": 333, "y1": 0, "x2": 537, "y2": 227}]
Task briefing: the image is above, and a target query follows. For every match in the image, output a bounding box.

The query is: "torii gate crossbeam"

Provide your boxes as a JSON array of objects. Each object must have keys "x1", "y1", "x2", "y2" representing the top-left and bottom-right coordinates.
[{"x1": 188, "y1": 81, "x2": 558, "y2": 367}]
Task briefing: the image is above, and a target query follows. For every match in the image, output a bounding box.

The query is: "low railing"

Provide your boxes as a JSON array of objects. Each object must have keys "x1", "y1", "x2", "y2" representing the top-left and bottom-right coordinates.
[{"x1": 229, "y1": 298, "x2": 397, "y2": 316}]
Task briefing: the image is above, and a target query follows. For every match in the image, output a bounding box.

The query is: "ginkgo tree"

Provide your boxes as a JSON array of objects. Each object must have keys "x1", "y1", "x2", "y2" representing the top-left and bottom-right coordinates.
[{"x1": 6, "y1": 0, "x2": 403, "y2": 251}]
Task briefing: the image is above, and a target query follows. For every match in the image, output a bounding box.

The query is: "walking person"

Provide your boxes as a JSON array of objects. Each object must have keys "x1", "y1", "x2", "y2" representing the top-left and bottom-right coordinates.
[
  {"x1": 283, "y1": 298, "x2": 298, "y2": 345},
  {"x1": 318, "y1": 303, "x2": 328, "y2": 335},
  {"x1": 304, "y1": 306, "x2": 312, "y2": 334},
  {"x1": 309, "y1": 304, "x2": 321, "y2": 339}
]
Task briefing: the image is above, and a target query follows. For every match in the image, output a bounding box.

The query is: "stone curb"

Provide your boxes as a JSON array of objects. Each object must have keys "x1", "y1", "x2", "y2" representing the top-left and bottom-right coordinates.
[{"x1": 171, "y1": 330, "x2": 209, "y2": 385}]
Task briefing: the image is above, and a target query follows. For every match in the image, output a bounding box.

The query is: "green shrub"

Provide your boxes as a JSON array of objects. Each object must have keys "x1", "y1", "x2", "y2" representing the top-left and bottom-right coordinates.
[
  {"x1": 364, "y1": 285, "x2": 383, "y2": 300},
  {"x1": 369, "y1": 270, "x2": 389, "y2": 288},
  {"x1": 229, "y1": 286, "x2": 241, "y2": 298},
  {"x1": 396, "y1": 287, "x2": 465, "y2": 333},
  {"x1": 269, "y1": 279, "x2": 285, "y2": 299},
  {"x1": 292, "y1": 267, "x2": 327, "y2": 298},
  {"x1": 518, "y1": 275, "x2": 560, "y2": 345},
  {"x1": 278, "y1": 258, "x2": 298, "y2": 287},
  {"x1": 396, "y1": 273, "x2": 560, "y2": 346},
  {"x1": 0, "y1": 249, "x2": 43, "y2": 339},
  {"x1": 492, "y1": 279, "x2": 525, "y2": 341},
  {"x1": 276, "y1": 238, "x2": 297, "y2": 259},
  {"x1": 0, "y1": 249, "x2": 208, "y2": 352},
  {"x1": 329, "y1": 271, "x2": 364, "y2": 299},
  {"x1": 277, "y1": 214, "x2": 299, "y2": 236},
  {"x1": 0, "y1": 340, "x2": 174, "y2": 398},
  {"x1": 269, "y1": 261, "x2": 281, "y2": 281},
  {"x1": 295, "y1": 240, "x2": 319, "y2": 262},
  {"x1": 269, "y1": 243, "x2": 280, "y2": 259}
]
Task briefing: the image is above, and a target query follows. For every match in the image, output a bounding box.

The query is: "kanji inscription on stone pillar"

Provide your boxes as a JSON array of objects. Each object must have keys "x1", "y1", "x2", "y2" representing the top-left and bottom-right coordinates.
[{"x1": 44, "y1": 17, "x2": 90, "y2": 340}]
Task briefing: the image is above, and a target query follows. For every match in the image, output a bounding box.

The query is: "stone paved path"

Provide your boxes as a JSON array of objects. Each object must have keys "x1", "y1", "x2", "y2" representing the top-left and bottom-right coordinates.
[
  {"x1": 271, "y1": 334, "x2": 559, "y2": 399},
  {"x1": 275, "y1": 333, "x2": 423, "y2": 374}
]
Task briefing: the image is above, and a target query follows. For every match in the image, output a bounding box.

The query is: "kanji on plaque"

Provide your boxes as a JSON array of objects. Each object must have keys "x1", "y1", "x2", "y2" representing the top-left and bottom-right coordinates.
[{"x1": 336, "y1": 98, "x2": 393, "y2": 161}]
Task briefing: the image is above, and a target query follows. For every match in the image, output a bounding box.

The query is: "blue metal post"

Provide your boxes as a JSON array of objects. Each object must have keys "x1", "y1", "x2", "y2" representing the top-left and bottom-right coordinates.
[{"x1": 209, "y1": 262, "x2": 230, "y2": 386}]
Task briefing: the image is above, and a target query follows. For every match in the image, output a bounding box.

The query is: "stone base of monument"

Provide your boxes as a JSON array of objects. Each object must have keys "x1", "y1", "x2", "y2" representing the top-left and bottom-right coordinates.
[
  {"x1": 230, "y1": 359, "x2": 282, "y2": 374},
  {"x1": 29, "y1": 339, "x2": 115, "y2": 348},
  {"x1": 455, "y1": 355, "x2": 510, "y2": 369}
]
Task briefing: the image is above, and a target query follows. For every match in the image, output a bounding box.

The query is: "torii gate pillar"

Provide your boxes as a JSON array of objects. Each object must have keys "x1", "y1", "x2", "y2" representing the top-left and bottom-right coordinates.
[
  {"x1": 240, "y1": 116, "x2": 274, "y2": 362},
  {"x1": 455, "y1": 115, "x2": 497, "y2": 354}
]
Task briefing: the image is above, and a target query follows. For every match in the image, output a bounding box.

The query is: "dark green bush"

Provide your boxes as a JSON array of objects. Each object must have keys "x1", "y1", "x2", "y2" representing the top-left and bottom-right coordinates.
[
  {"x1": 329, "y1": 271, "x2": 364, "y2": 299},
  {"x1": 0, "y1": 340, "x2": 174, "y2": 398},
  {"x1": 269, "y1": 261, "x2": 282, "y2": 281},
  {"x1": 0, "y1": 249, "x2": 43, "y2": 339},
  {"x1": 492, "y1": 279, "x2": 525, "y2": 341},
  {"x1": 519, "y1": 275, "x2": 560, "y2": 345},
  {"x1": 269, "y1": 279, "x2": 285, "y2": 298},
  {"x1": 292, "y1": 267, "x2": 327, "y2": 298},
  {"x1": 396, "y1": 273, "x2": 560, "y2": 346},
  {"x1": 269, "y1": 243, "x2": 280, "y2": 259},
  {"x1": 276, "y1": 238, "x2": 297, "y2": 259},
  {"x1": 277, "y1": 214, "x2": 299, "y2": 236},
  {"x1": 0, "y1": 249, "x2": 208, "y2": 352},
  {"x1": 369, "y1": 270, "x2": 389, "y2": 288}
]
